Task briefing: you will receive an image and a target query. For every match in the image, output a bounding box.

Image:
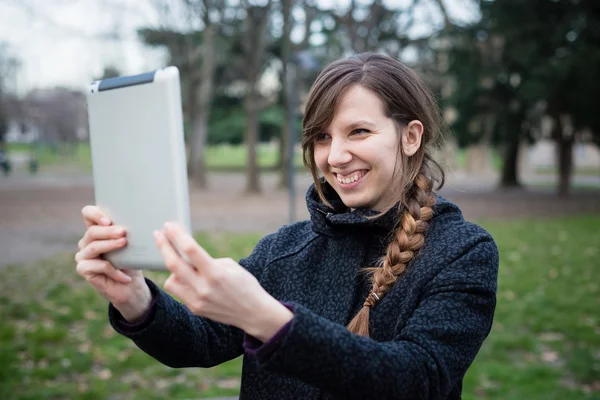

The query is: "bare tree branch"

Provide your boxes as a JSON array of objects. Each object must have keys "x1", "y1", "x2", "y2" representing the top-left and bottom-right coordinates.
[{"x1": 430, "y1": 0, "x2": 452, "y2": 29}]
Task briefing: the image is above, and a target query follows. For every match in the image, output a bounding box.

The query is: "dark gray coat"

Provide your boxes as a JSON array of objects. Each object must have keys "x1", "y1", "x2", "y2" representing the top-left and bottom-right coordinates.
[{"x1": 109, "y1": 183, "x2": 499, "y2": 400}]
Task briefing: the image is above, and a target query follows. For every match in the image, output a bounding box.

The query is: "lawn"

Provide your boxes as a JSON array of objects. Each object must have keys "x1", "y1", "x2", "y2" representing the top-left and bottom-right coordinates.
[
  {"x1": 1, "y1": 216, "x2": 599, "y2": 399},
  {"x1": 6, "y1": 142, "x2": 306, "y2": 173}
]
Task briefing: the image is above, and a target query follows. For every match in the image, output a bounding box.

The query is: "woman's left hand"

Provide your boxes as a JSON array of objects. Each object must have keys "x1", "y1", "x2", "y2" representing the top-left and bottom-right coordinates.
[{"x1": 153, "y1": 222, "x2": 293, "y2": 342}]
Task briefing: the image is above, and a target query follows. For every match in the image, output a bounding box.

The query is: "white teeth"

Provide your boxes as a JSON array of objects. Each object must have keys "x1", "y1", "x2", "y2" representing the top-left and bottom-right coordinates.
[{"x1": 337, "y1": 171, "x2": 366, "y2": 184}]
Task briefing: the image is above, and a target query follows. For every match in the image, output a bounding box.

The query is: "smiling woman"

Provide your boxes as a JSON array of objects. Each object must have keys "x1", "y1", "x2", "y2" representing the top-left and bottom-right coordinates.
[{"x1": 75, "y1": 52, "x2": 499, "y2": 400}]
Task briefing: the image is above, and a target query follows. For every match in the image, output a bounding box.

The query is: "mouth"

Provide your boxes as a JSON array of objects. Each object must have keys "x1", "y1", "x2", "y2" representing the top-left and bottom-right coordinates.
[{"x1": 333, "y1": 170, "x2": 369, "y2": 190}]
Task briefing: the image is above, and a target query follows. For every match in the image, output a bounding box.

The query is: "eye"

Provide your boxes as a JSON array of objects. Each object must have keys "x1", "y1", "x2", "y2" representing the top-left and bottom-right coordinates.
[
  {"x1": 351, "y1": 128, "x2": 370, "y2": 136},
  {"x1": 315, "y1": 133, "x2": 331, "y2": 141}
]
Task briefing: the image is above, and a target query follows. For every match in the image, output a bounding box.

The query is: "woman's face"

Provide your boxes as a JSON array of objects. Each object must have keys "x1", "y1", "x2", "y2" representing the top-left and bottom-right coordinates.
[{"x1": 313, "y1": 85, "x2": 402, "y2": 211}]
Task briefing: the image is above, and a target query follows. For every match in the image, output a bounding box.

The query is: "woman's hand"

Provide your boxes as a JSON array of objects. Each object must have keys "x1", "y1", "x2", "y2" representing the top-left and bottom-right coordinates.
[
  {"x1": 75, "y1": 206, "x2": 152, "y2": 323},
  {"x1": 154, "y1": 222, "x2": 294, "y2": 342}
]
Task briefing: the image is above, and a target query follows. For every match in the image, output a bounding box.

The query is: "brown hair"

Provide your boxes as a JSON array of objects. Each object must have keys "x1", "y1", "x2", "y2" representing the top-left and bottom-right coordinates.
[{"x1": 301, "y1": 53, "x2": 446, "y2": 337}]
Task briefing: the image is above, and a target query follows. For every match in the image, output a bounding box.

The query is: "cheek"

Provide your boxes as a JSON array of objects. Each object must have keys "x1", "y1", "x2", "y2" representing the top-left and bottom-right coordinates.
[
  {"x1": 313, "y1": 146, "x2": 329, "y2": 172},
  {"x1": 369, "y1": 140, "x2": 400, "y2": 176}
]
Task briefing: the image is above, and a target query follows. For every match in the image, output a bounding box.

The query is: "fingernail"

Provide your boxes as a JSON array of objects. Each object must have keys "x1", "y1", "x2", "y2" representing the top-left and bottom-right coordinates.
[{"x1": 101, "y1": 217, "x2": 111, "y2": 225}]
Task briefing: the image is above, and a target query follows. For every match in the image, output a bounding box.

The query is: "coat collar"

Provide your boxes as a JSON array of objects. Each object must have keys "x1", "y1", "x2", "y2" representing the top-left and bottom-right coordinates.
[
  {"x1": 305, "y1": 178, "x2": 457, "y2": 237},
  {"x1": 305, "y1": 178, "x2": 400, "y2": 237}
]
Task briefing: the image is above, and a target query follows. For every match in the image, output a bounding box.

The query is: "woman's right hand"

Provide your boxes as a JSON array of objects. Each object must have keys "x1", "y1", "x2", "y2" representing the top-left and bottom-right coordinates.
[{"x1": 75, "y1": 205, "x2": 153, "y2": 323}]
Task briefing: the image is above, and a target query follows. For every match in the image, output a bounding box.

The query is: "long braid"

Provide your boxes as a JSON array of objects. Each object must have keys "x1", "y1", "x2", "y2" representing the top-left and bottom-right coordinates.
[{"x1": 346, "y1": 172, "x2": 436, "y2": 337}]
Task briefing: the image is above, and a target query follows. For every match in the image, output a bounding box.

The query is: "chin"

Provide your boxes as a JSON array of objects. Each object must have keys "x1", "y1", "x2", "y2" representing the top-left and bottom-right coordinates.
[{"x1": 338, "y1": 195, "x2": 372, "y2": 210}]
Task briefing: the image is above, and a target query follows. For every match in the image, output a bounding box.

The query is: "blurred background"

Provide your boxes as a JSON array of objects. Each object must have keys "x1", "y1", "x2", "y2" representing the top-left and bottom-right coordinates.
[{"x1": 0, "y1": 0, "x2": 598, "y2": 399}]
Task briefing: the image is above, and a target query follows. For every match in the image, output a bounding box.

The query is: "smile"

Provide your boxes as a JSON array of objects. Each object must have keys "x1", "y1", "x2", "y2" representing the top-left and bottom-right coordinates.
[{"x1": 334, "y1": 170, "x2": 369, "y2": 189}]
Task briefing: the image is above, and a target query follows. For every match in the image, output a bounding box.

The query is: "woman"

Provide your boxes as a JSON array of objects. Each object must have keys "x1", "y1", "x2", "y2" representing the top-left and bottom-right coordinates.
[{"x1": 75, "y1": 53, "x2": 499, "y2": 400}]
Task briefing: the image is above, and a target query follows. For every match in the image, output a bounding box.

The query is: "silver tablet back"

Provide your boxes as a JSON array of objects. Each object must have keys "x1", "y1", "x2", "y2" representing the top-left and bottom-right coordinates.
[{"x1": 86, "y1": 67, "x2": 191, "y2": 270}]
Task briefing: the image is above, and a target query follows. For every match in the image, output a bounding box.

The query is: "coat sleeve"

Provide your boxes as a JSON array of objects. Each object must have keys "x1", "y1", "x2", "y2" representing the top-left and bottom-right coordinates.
[
  {"x1": 108, "y1": 232, "x2": 276, "y2": 368},
  {"x1": 253, "y1": 239, "x2": 499, "y2": 400}
]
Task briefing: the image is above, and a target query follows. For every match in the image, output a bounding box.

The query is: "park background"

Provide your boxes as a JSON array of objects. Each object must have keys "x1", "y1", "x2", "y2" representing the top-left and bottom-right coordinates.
[{"x1": 0, "y1": 0, "x2": 599, "y2": 399}]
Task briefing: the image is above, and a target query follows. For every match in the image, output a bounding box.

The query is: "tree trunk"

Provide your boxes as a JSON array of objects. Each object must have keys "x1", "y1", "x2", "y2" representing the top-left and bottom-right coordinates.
[
  {"x1": 187, "y1": 24, "x2": 216, "y2": 189},
  {"x1": 245, "y1": 94, "x2": 261, "y2": 193},
  {"x1": 500, "y1": 131, "x2": 521, "y2": 187},
  {"x1": 241, "y1": 0, "x2": 272, "y2": 193},
  {"x1": 557, "y1": 136, "x2": 574, "y2": 197},
  {"x1": 550, "y1": 113, "x2": 574, "y2": 197},
  {"x1": 278, "y1": 0, "x2": 292, "y2": 189},
  {"x1": 188, "y1": 114, "x2": 208, "y2": 188}
]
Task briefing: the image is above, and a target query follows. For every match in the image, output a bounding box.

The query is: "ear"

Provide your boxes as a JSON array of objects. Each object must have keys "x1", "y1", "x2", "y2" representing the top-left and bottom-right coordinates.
[{"x1": 401, "y1": 120, "x2": 424, "y2": 157}]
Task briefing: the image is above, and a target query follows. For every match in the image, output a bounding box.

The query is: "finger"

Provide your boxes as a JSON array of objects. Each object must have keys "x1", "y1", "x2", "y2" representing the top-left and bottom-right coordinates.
[
  {"x1": 81, "y1": 205, "x2": 111, "y2": 228},
  {"x1": 164, "y1": 274, "x2": 186, "y2": 300},
  {"x1": 79, "y1": 225, "x2": 126, "y2": 249},
  {"x1": 153, "y1": 230, "x2": 197, "y2": 283},
  {"x1": 76, "y1": 258, "x2": 132, "y2": 283},
  {"x1": 162, "y1": 222, "x2": 213, "y2": 268},
  {"x1": 76, "y1": 238, "x2": 127, "y2": 262}
]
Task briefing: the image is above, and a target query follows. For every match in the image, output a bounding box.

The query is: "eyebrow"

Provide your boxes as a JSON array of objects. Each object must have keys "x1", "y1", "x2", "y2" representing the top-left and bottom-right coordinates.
[{"x1": 345, "y1": 120, "x2": 377, "y2": 130}]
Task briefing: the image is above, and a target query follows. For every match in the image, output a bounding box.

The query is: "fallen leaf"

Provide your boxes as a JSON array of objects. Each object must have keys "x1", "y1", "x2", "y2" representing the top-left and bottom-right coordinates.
[
  {"x1": 216, "y1": 377, "x2": 240, "y2": 389},
  {"x1": 78, "y1": 382, "x2": 89, "y2": 393},
  {"x1": 78, "y1": 342, "x2": 91, "y2": 353},
  {"x1": 117, "y1": 349, "x2": 133, "y2": 361},
  {"x1": 103, "y1": 325, "x2": 115, "y2": 339},
  {"x1": 85, "y1": 310, "x2": 100, "y2": 320},
  {"x1": 155, "y1": 379, "x2": 169, "y2": 390},
  {"x1": 98, "y1": 369, "x2": 112, "y2": 380},
  {"x1": 56, "y1": 306, "x2": 71, "y2": 315},
  {"x1": 541, "y1": 351, "x2": 559, "y2": 364},
  {"x1": 539, "y1": 332, "x2": 564, "y2": 342}
]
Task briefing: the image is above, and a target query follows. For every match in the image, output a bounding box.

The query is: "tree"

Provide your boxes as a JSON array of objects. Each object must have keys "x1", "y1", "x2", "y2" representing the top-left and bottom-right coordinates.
[
  {"x1": 443, "y1": 25, "x2": 528, "y2": 187},
  {"x1": 277, "y1": 0, "x2": 317, "y2": 188},
  {"x1": 445, "y1": 0, "x2": 600, "y2": 195},
  {"x1": 185, "y1": 0, "x2": 222, "y2": 189},
  {"x1": 238, "y1": 0, "x2": 274, "y2": 193},
  {"x1": 0, "y1": 42, "x2": 20, "y2": 145},
  {"x1": 139, "y1": 0, "x2": 228, "y2": 189}
]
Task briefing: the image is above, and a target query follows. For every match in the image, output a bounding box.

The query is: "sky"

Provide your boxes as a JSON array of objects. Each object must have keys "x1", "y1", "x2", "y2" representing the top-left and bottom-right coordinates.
[{"x1": 0, "y1": 0, "x2": 478, "y2": 96}]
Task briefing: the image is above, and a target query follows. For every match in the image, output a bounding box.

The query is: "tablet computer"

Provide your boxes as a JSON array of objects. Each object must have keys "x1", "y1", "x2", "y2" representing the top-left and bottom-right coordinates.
[{"x1": 86, "y1": 66, "x2": 191, "y2": 270}]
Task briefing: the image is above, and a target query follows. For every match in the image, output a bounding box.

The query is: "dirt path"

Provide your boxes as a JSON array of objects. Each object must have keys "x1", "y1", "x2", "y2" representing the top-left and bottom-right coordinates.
[{"x1": 1, "y1": 171, "x2": 599, "y2": 268}]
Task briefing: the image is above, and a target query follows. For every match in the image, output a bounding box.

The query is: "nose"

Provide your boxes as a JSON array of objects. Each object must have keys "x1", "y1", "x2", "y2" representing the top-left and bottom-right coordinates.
[{"x1": 327, "y1": 137, "x2": 353, "y2": 168}]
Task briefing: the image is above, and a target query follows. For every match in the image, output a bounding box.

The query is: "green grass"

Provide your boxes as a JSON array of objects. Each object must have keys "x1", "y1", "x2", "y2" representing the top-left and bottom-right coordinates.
[
  {"x1": 454, "y1": 148, "x2": 504, "y2": 171},
  {"x1": 1, "y1": 217, "x2": 599, "y2": 399},
  {"x1": 463, "y1": 215, "x2": 600, "y2": 399},
  {"x1": 0, "y1": 232, "x2": 262, "y2": 400},
  {"x1": 205, "y1": 144, "x2": 305, "y2": 170},
  {"x1": 6, "y1": 142, "x2": 306, "y2": 173}
]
